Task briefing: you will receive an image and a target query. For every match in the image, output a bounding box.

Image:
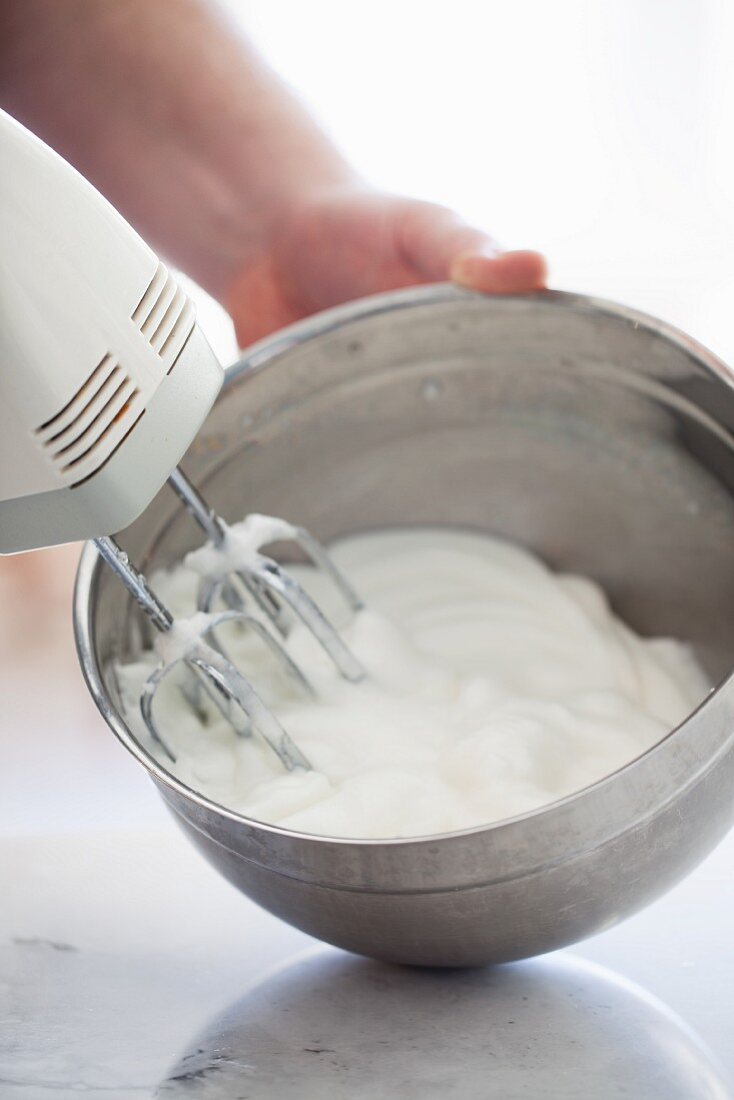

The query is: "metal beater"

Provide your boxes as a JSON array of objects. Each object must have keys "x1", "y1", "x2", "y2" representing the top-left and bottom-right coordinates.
[{"x1": 124, "y1": 468, "x2": 364, "y2": 769}]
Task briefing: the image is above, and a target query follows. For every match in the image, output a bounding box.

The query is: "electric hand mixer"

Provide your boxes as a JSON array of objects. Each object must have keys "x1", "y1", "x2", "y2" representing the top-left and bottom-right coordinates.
[{"x1": 0, "y1": 109, "x2": 364, "y2": 771}]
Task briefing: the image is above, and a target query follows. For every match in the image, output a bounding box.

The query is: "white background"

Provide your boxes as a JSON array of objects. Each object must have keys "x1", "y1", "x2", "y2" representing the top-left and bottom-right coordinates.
[{"x1": 194, "y1": 0, "x2": 734, "y2": 368}]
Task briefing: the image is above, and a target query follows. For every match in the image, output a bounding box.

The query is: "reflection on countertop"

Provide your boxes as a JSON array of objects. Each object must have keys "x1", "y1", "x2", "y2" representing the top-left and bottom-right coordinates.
[
  {"x1": 2, "y1": 929, "x2": 732, "y2": 1098},
  {"x1": 158, "y1": 950, "x2": 730, "y2": 1099},
  {"x1": 1, "y1": 824, "x2": 733, "y2": 1099}
]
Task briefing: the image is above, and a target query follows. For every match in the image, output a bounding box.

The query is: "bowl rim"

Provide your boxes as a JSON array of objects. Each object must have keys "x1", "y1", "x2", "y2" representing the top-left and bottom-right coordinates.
[{"x1": 73, "y1": 283, "x2": 734, "y2": 850}]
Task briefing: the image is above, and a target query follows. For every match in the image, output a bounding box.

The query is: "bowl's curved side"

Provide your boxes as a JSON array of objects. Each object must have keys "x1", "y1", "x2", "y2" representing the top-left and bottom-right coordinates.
[{"x1": 156, "y1": 732, "x2": 734, "y2": 966}]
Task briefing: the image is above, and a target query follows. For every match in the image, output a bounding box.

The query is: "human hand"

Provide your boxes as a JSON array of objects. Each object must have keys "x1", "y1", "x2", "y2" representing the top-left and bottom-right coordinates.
[
  {"x1": 0, "y1": 3, "x2": 545, "y2": 350},
  {"x1": 225, "y1": 187, "x2": 547, "y2": 348}
]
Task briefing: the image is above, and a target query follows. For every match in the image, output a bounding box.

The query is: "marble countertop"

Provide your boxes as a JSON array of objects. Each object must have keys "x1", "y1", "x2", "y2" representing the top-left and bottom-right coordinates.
[{"x1": 1, "y1": 550, "x2": 733, "y2": 1099}]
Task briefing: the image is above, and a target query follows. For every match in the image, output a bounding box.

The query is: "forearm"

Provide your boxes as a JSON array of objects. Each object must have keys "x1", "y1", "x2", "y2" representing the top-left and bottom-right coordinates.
[{"x1": 0, "y1": 0, "x2": 355, "y2": 299}]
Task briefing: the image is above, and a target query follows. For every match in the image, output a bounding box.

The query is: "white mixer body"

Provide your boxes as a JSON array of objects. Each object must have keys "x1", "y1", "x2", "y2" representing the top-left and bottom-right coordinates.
[{"x1": 0, "y1": 109, "x2": 223, "y2": 552}]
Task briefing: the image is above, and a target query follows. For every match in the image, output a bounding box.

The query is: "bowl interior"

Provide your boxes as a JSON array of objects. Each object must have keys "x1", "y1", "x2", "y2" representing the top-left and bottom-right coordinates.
[{"x1": 88, "y1": 290, "x2": 734, "y2": 745}]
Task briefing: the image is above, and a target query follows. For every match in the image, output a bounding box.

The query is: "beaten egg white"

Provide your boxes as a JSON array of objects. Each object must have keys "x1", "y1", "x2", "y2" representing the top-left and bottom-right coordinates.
[{"x1": 116, "y1": 527, "x2": 708, "y2": 839}]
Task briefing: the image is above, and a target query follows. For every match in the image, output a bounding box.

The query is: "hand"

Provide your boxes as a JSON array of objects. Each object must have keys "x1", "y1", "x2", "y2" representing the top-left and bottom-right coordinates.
[
  {"x1": 0, "y1": 4, "x2": 546, "y2": 350},
  {"x1": 225, "y1": 187, "x2": 547, "y2": 348}
]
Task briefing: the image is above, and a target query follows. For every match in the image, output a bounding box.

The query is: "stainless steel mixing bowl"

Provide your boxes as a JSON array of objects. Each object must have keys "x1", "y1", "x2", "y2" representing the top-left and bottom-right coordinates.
[{"x1": 74, "y1": 286, "x2": 734, "y2": 966}]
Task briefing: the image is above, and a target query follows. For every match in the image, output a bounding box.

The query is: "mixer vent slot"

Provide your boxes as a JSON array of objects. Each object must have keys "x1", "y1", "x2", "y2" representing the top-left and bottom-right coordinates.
[
  {"x1": 35, "y1": 353, "x2": 143, "y2": 484},
  {"x1": 131, "y1": 261, "x2": 196, "y2": 370}
]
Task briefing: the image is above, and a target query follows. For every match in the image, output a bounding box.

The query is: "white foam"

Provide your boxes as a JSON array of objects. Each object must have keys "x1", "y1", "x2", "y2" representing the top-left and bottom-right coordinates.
[
  {"x1": 117, "y1": 527, "x2": 709, "y2": 839},
  {"x1": 185, "y1": 514, "x2": 297, "y2": 576}
]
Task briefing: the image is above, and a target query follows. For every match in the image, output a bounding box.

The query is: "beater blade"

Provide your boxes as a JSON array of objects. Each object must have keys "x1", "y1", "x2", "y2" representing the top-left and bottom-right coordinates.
[
  {"x1": 94, "y1": 535, "x2": 311, "y2": 771},
  {"x1": 167, "y1": 468, "x2": 366, "y2": 683}
]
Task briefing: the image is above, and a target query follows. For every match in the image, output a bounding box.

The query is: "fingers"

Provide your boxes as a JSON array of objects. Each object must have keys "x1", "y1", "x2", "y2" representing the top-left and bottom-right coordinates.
[
  {"x1": 226, "y1": 191, "x2": 549, "y2": 349},
  {"x1": 397, "y1": 199, "x2": 547, "y2": 293},
  {"x1": 451, "y1": 248, "x2": 548, "y2": 294}
]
